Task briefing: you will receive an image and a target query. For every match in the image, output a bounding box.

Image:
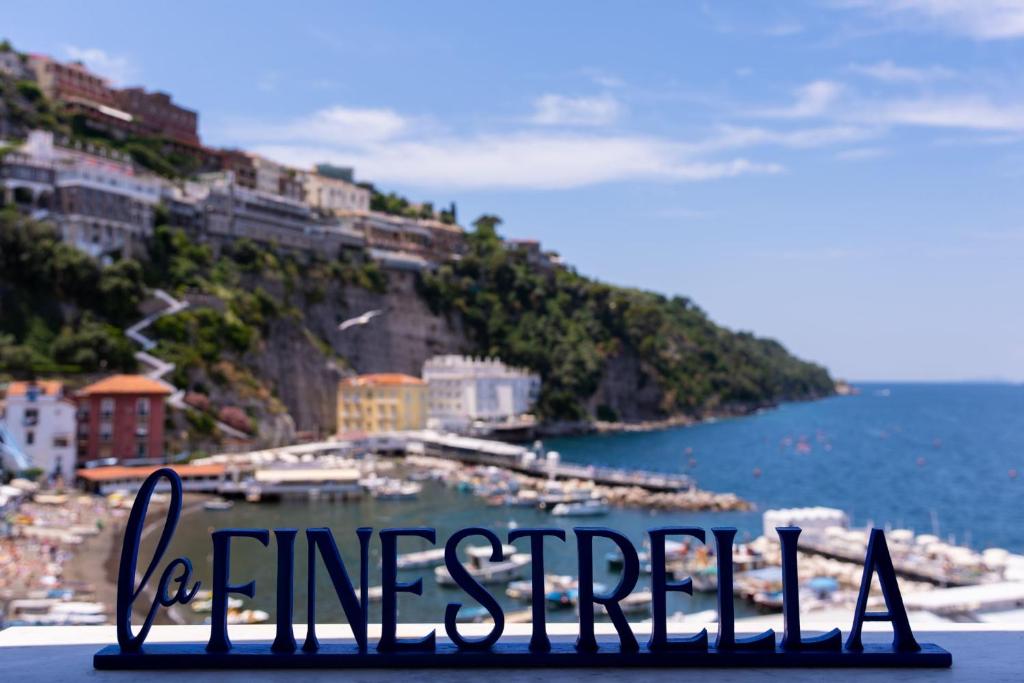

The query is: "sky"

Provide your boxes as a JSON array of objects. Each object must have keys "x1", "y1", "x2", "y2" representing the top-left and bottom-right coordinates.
[{"x1": 5, "y1": 1, "x2": 1024, "y2": 381}]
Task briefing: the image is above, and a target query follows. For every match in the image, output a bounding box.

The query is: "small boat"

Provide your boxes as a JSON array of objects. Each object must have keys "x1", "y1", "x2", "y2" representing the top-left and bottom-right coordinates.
[
  {"x1": 436, "y1": 545, "x2": 530, "y2": 586},
  {"x1": 396, "y1": 547, "x2": 447, "y2": 570},
  {"x1": 203, "y1": 498, "x2": 234, "y2": 511},
  {"x1": 191, "y1": 596, "x2": 243, "y2": 613},
  {"x1": 592, "y1": 590, "x2": 653, "y2": 616},
  {"x1": 229, "y1": 609, "x2": 270, "y2": 624},
  {"x1": 372, "y1": 481, "x2": 422, "y2": 500},
  {"x1": 506, "y1": 575, "x2": 601, "y2": 608},
  {"x1": 551, "y1": 499, "x2": 609, "y2": 517}
]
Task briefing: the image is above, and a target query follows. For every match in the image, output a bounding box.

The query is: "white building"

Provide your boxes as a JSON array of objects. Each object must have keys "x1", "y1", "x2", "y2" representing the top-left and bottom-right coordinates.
[
  {"x1": 3, "y1": 130, "x2": 163, "y2": 259},
  {"x1": 422, "y1": 355, "x2": 540, "y2": 431},
  {"x1": 0, "y1": 381, "x2": 77, "y2": 480}
]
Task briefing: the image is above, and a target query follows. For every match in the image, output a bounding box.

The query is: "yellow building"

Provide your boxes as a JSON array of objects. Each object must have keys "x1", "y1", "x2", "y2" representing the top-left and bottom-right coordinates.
[{"x1": 337, "y1": 373, "x2": 427, "y2": 434}]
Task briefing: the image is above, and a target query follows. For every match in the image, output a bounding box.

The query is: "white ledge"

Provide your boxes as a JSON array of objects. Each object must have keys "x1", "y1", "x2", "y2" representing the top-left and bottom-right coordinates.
[{"x1": 2, "y1": 623, "x2": 1021, "y2": 681}]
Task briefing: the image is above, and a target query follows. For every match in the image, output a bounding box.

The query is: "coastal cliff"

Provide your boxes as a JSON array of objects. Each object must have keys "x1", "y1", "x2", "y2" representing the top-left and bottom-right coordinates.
[{"x1": 0, "y1": 213, "x2": 833, "y2": 448}]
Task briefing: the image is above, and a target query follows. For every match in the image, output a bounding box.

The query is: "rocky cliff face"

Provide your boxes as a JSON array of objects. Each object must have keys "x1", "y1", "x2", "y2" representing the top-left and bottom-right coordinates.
[
  {"x1": 584, "y1": 348, "x2": 665, "y2": 421},
  {"x1": 236, "y1": 269, "x2": 468, "y2": 436}
]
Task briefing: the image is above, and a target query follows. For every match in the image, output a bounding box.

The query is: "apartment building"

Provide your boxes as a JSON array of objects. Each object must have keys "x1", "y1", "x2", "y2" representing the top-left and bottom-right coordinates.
[
  {"x1": 76, "y1": 375, "x2": 171, "y2": 464},
  {"x1": 27, "y1": 54, "x2": 118, "y2": 108},
  {"x1": 0, "y1": 381, "x2": 76, "y2": 479},
  {"x1": 337, "y1": 374, "x2": 427, "y2": 434},
  {"x1": 115, "y1": 87, "x2": 200, "y2": 147},
  {"x1": 423, "y1": 355, "x2": 541, "y2": 431},
  {"x1": 1, "y1": 130, "x2": 162, "y2": 259},
  {"x1": 302, "y1": 165, "x2": 371, "y2": 214},
  {"x1": 341, "y1": 211, "x2": 466, "y2": 266},
  {"x1": 199, "y1": 172, "x2": 363, "y2": 255}
]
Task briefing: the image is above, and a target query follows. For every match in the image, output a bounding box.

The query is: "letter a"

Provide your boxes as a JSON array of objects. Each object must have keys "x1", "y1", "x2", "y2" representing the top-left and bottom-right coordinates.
[{"x1": 846, "y1": 528, "x2": 920, "y2": 653}]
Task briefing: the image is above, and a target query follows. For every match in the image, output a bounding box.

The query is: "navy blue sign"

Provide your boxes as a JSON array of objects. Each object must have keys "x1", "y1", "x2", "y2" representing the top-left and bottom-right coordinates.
[{"x1": 93, "y1": 468, "x2": 952, "y2": 669}]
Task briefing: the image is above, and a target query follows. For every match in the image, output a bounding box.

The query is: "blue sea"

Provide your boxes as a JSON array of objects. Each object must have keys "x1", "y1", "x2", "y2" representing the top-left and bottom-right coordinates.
[
  {"x1": 150, "y1": 382, "x2": 1024, "y2": 624},
  {"x1": 551, "y1": 383, "x2": 1024, "y2": 552}
]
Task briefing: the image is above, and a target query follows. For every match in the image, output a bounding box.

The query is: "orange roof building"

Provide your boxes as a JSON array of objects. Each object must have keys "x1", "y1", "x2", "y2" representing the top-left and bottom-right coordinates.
[
  {"x1": 78, "y1": 374, "x2": 173, "y2": 396},
  {"x1": 5, "y1": 380, "x2": 65, "y2": 398},
  {"x1": 338, "y1": 373, "x2": 426, "y2": 434},
  {"x1": 75, "y1": 374, "x2": 171, "y2": 465},
  {"x1": 340, "y1": 373, "x2": 426, "y2": 388},
  {"x1": 76, "y1": 463, "x2": 228, "y2": 492}
]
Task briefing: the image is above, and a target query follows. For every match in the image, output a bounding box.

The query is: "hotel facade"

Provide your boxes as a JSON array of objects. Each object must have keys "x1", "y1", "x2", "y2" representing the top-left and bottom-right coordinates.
[{"x1": 337, "y1": 373, "x2": 427, "y2": 434}]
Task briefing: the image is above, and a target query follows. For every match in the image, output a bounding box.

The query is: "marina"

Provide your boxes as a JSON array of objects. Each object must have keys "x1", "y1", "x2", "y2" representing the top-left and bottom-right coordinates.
[{"x1": 5, "y1": 383, "x2": 1024, "y2": 632}]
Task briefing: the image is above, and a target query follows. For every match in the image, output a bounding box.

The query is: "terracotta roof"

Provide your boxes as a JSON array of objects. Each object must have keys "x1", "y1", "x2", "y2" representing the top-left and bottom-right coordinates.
[
  {"x1": 78, "y1": 375, "x2": 173, "y2": 396},
  {"x1": 76, "y1": 464, "x2": 226, "y2": 483},
  {"x1": 341, "y1": 373, "x2": 425, "y2": 387},
  {"x1": 6, "y1": 380, "x2": 63, "y2": 398}
]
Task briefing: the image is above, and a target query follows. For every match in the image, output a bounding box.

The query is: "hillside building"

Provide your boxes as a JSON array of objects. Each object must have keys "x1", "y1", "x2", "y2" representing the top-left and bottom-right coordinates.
[
  {"x1": 0, "y1": 381, "x2": 77, "y2": 480},
  {"x1": 1, "y1": 130, "x2": 161, "y2": 259},
  {"x1": 75, "y1": 375, "x2": 172, "y2": 464},
  {"x1": 115, "y1": 87, "x2": 200, "y2": 147},
  {"x1": 422, "y1": 355, "x2": 540, "y2": 431},
  {"x1": 337, "y1": 374, "x2": 427, "y2": 434},
  {"x1": 302, "y1": 166, "x2": 371, "y2": 214},
  {"x1": 198, "y1": 172, "x2": 363, "y2": 255}
]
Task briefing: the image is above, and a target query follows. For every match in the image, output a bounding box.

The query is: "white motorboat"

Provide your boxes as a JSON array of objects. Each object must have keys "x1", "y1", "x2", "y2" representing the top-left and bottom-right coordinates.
[
  {"x1": 551, "y1": 499, "x2": 609, "y2": 517},
  {"x1": 435, "y1": 545, "x2": 530, "y2": 586},
  {"x1": 203, "y1": 498, "x2": 234, "y2": 511},
  {"x1": 396, "y1": 547, "x2": 447, "y2": 570},
  {"x1": 372, "y1": 481, "x2": 422, "y2": 500}
]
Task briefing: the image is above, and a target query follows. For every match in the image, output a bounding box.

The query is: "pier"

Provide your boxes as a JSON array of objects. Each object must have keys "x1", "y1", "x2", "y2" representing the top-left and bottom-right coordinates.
[
  {"x1": 75, "y1": 430, "x2": 747, "y2": 511},
  {"x1": 408, "y1": 431, "x2": 694, "y2": 493}
]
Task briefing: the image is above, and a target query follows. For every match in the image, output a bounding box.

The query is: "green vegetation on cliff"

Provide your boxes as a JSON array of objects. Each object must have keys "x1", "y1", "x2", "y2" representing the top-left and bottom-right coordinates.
[
  {"x1": 0, "y1": 209, "x2": 142, "y2": 375},
  {"x1": 420, "y1": 218, "x2": 833, "y2": 421}
]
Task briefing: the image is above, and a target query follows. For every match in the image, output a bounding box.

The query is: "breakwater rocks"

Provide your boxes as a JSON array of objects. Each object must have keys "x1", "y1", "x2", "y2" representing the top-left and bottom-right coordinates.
[
  {"x1": 414, "y1": 455, "x2": 753, "y2": 513},
  {"x1": 597, "y1": 484, "x2": 753, "y2": 512}
]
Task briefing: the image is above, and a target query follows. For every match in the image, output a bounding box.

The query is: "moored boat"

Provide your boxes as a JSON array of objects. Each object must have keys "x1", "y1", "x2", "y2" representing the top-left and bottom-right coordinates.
[
  {"x1": 551, "y1": 499, "x2": 609, "y2": 517},
  {"x1": 435, "y1": 545, "x2": 530, "y2": 586}
]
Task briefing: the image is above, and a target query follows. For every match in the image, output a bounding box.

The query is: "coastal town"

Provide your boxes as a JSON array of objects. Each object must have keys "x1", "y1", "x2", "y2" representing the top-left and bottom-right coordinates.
[{"x1": 2, "y1": 42, "x2": 1023, "y2": 645}]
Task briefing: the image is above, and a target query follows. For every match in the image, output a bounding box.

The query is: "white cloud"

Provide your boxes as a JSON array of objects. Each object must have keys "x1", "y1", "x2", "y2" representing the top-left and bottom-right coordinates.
[
  {"x1": 232, "y1": 97, "x2": 882, "y2": 191},
  {"x1": 848, "y1": 60, "x2": 955, "y2": 83},
  {"x1": 757, "y1": 80, "x2": 844, "y2": 118},
  {"x1": 841, "y1": 0, "x2": 1024, "y2": 40},
  {"x1": 530, "y1": 94, "x2": 623, "y2": 126},
  {"x1": 749, "y1": 77, "x2": 1024, "y2": 134},
  {"x1": 699, "y1": 124, "x2": 877, "y2": 152},
  {"x1": 63, "y1": 45, "x2": 138, "y2": 85},
  {"x1": 864, "y1": 96, "x2": 1024, "y2": 131},
  {"x1": 253, "y1": 133, "x2": 782, "y2": 190},
  {"x1": 235, "y1": 105, "x2": 410, "y2": 146}
]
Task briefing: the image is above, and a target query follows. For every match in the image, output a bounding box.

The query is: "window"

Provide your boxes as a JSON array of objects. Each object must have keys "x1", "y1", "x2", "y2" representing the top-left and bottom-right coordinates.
[
  {"x1": 136, "y1": 442, "x2": 147, "y2": 459},
  {"x1": 23, "y1": 408, "x2": 38, "y2": 426},
  {"x1": 25, "y1": 431, "x2": 34, "y2": 445},
  {"x1": 100, "y1": 398, "x2": 114, "y2": 420},
  {"x1": 100, "y1": 427, "x2": 112, "y2": 443},
  {"x1": 136, "y1": 398, "x2": 150, "y2": 417},
  {"x1": 53, "y1": 436, "x2": 69, "y2": 448}
]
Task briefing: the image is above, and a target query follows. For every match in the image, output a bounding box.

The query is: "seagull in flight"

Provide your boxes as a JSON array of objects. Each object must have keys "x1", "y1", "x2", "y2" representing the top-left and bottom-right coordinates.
[{"x1": 338, "y1": 309, "x2": 384, "y2": 331}]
